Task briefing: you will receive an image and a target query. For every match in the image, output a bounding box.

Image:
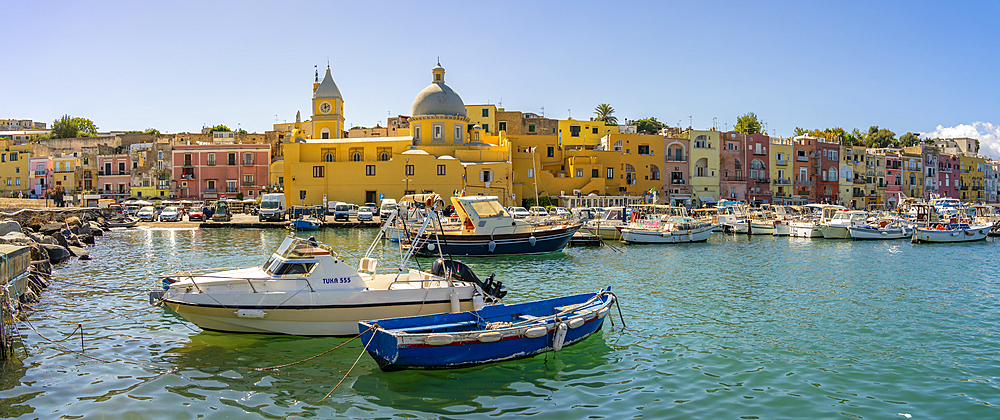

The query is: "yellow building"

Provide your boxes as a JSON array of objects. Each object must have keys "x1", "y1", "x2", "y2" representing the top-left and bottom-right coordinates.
[
  {"x1": 769, "y1": 137, "x2": 793, "y2": 203},
  {"x1": 687, "y1": 130, "x2": 720, "y2": 205},
  {"x1": 959, "y1": 154, "x2": 985, "y2": 202},
  {"x1": 0, "y1": 140, "x2": 31, "y2": 197},
  {"x1": 465, "y1": 104, "x2": 497, "y2": 135},
  {"x1": 51, "y1": 155, "x2": 79, "y2": 194},
  {"x1": 901, "y1": 151, "x2": 923, "y2": 200},
  {"x1": 311, "y1": 67, "x2": 345, "y2": 140},
  {"x1": 282, "y1": 63, "x2": 514, "y2": 207},
  {"x1": 557, "y1": 119, "x2": 618, "y2": 149}
]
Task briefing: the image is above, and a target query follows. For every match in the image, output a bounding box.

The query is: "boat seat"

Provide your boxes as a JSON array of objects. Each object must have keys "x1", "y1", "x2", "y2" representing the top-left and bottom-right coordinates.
[{"x1": 358, "y1": 257, "x2": 378, "y2": 274}]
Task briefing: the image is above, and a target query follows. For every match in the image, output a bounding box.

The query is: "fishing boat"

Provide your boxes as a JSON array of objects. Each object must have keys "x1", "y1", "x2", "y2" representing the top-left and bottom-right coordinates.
[
  {"x1": 911, "y1": 223, "x2": 992, "y2": 243},
  {"x1": 819, "y1": 210, "x2": 868, "y2": 239},
  {"x1": 358, "y1": 289, "x2": 616, "y2": 371},
  {"x1": 405, "y1": 195, "x2": 581, "y2": 256},
  {"x1": 620, "y1": 214, "x2": 717, "y2": 244},
  {"x1": 290, "y1": 216, "x2": 322, "y2": 231},
  {"x1": 106, "y1": 217, "x2": 138, "y2": 228},
  {"x1": 848, "y1": 219, "x2": 913, "y2": 240},
  {"x1": 789, "y1": 205, "x2": 846, "y2": 238},
  {"x1": 155, "y1": 199, "x2": 507, "y2": 336}
]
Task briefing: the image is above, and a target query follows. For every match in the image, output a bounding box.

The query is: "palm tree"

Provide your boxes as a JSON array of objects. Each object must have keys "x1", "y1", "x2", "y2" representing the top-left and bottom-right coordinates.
[{"x1": 594, "y1": 103, "x2": 617, "y2": 124}]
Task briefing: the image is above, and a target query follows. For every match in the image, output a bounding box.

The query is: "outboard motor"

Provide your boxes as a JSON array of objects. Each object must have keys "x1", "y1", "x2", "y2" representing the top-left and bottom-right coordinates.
[{"x1": 432, "y1": 258, "x2": 507, "y2": 300}]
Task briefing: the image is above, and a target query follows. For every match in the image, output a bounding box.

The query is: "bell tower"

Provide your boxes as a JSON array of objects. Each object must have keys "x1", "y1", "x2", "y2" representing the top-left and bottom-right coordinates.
[{"x1": 312, "y1": 66, "x2": 344, "y2": 139}]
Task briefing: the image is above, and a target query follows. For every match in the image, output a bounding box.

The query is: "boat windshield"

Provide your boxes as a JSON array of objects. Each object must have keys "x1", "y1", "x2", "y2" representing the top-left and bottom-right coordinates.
[{"x1": 468, "y1": 200, "x2": 510, "y2": 218}]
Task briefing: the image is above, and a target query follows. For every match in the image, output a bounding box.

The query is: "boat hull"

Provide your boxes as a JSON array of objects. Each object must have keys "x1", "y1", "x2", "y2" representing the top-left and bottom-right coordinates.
[
  {"x1": 789, "y1": 222, "x2": 821, "y2": 238},
  {"x1": 750, "y1": 222, "x2": 774, "y2": 235},
  {"x1": 359, "y1": 291, "x2": 614, "y2": 371},
  {"x1": 848, "y1": 226, "x2": 912, "y2": 240},
  {"x1": 819, "y1": 225, "x2": 850, "y2": 239},
  {"x1": 291, "y1": 220, "x2": 321, "y2": 230},
  {"x1": 410, "y1": 224, "x2": 581, "y2": 256},
  {"x1": 584, "y1": 225, "x2": 624, "y2": 240},
  {"x1": 772, "y1": 221, "x2": 791, "y2": 236},
  {"x1": 911, "y1": 224, "x2": 991, "y2": 243},
  {"x1": 621, "y1": 225, "x2": 716, "y2": 244}
]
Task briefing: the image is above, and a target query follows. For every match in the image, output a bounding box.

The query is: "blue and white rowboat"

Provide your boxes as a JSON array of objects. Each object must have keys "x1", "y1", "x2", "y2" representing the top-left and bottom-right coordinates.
[{"x1": 358, "y1": 289, "x2": 616, "y2": 371}]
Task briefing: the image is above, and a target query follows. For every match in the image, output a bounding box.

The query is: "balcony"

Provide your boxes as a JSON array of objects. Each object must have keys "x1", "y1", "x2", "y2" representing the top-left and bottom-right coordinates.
[
  {"x1": 795, "y1": 180, "x2": 814, "y2": 186},
  {"x1": 752, "y1": 150, "x2": 767, "y2": 156},
  {"x1": 226, "y1": 188, "x2": 238, "y2": 193},
  {"x1": 751, "y1": 178, "x2": 770, "y2": 184},
  {"x1": 204, "y1": 188, "x2": 217, "y2": 193},
  {"x1": 242, "y1": 181, "x2": 255, "y2": 186},
  {"x1": 772, "y1": 178, "x2": 791, "y2": 185},
  {"x1": 34, "y1": 170, "x2": 47, "y2": 175},
  {"x1": 776, "y1": 159, "x2": 787, "y2": 166},
  {"x1": 182, "y1": 161, "x2": 193, "y2": 167},
  {"x1": 207, "y1": 162, "x2": 216, "y2": 166},
  {"x1": 853, "y1": 179, "x2": 865, "y2": 184},
  {"x1": 180, "y1": 174, "x2": 195, "y2": 180},
  {"x1": 664, "y1": 155, "x2": 687, "y2": 162},
  {"x1": 670, "y1": 179, "x2": 686, "y2": 185},
  {"x1": 242, "y1": 159, "x2": 255, "y2": 166},
  {"x1": 721, "y1": 176, "x2": 745, "y2": 182},
  {"x1": 97, "y1": 171, "x2": 130, "y2": 176}
]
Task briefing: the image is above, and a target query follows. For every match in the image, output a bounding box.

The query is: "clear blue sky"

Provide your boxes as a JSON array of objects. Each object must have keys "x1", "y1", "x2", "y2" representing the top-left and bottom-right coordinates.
[{"x1": 3, "y1": 1, "x2": 998, "y2": 155}]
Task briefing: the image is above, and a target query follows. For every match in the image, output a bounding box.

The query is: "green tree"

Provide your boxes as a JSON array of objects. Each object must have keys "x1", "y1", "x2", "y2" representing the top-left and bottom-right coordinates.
[
  {"x1": 51, "y1": 115, "x2": 98, "y2": 139},
  {"x1": 593, "y1": 103, "x2": 617, "y2": 125},
  {"x1": 207, "y1": 124, "x2": 232, "y2": 132},
  {"x1": 864, "y1": 126, "x2": 896, "y2": 148},
  {"x1": 794, "y1": 127, "x2": 808, "y2": 137},
  {"x1": 734, "y1": 112, "x2": 763, "y2": 134},
  {"x1": 633, "y1": 117, "x2": 664, "y2": 134},
  {"x1": 898, "y1": 132, "x2": 921, "y2": 147}
]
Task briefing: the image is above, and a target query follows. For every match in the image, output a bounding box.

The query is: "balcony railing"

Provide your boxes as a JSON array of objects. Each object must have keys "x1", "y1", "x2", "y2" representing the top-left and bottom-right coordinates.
[
  {"x1": 776, "y1": 159, "x2": 787, "y2": 166},
  {"x1": 242, "y1": 181, "x2": 255, "y2": 186},
  {"x1": 226, "y1": 188, "x2": 238, "y2": 193},
  {"x1": 796, "y1": 156, "x2": 809, "y2": 162},
  {"x1": 204, "y1": 188, "x2": 217, "y2": 193},
  {"x1": 180, "y1": 174, "x2": 195, "y2": 180},
  {"x1": 853, "y1": 179, "x2": 865, "y2": 184},
  {"x1": 34, "y1": 170, "x2": 47, "y2": 175},
  {"x1": 795, "y1": 180, "x2": 814, "y2": 186},
  {"x1": 664, "y1": 155, "x2": 687, "y2": 162},
  {"x1": 751, "y1": 178, "x2": 770, "y2": 184},
  {"x1": 670, "y1": 179, "x2": 686, "y2": 185},
  {"x1": 772, "y1": 178, "x2": 791, "y2": 185},
  {"x1": 242, "y1": 159, "x2": 255, "y2": 166},
  {"x1": 98, "y1": 170, "x2": 130, "y2": 176}
]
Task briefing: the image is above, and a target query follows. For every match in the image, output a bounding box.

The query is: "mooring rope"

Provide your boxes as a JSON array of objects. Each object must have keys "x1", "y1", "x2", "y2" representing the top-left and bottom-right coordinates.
[{"x1": 286, "y1": 327, "x2": 377, "y2": 419}]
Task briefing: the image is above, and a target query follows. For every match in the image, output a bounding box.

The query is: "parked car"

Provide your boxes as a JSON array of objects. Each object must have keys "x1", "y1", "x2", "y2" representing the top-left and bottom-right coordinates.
[
  {"x1": 357, "y1": 206, "x2": 374, "y2": 221},
  {"x1": 333, "y1": 202, "x2": 358, "y2": 221},
  {"x1": 528, "y1": 206, "x2": 547, "y2": 217},
  {"x1": 136, "y1": 206, "x2": 157, "y2": 222},
  {"x1": 508, "y1": 206, "x2": 530, "y2": 219},
  {"x1": 159, "y1": 206, "x2": 182, "y2": 222},
  {"x1": 188, "y1": 208, "x2": 205, "y2": 221},
  {"x1": 364, "y1": 202, "x2": 379, "y2": 217},
  {"x1": 548, "y1": 207, "x2": 571, "y2": 217}
]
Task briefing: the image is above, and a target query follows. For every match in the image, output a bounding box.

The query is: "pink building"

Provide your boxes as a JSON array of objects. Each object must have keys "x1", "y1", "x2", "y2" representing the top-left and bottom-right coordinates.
[
  {"x1": 97, "y1": 154, "x2": 132, "y2": 199},
  {"x1": 815, "y1": 139, "x2": 840, "y2": 204},
  {"x1": 28, "y1": 156, "x2": 51, "y2": 197},
  {"x1": 746, "y1": 134, "x2": 771, "y2": 204},
  {"x1": 719, "y1": 132, "x2": 747, "y2": 201},
  {"x1": 937, "y1": 153, "x2": 960, "y2": 199},
  {"x1": 880, "y1": 150, "x2": 903, "y2": 207},
  {"x1": 172, "y1": 144, "x2": 270, "y2": 200},
  {"x1": 664, "y1": 136, "x2": 691, "y2": 206}
]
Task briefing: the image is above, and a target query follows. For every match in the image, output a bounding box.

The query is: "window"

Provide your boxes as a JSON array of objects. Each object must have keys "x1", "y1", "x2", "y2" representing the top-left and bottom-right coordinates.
[
  {"x1": 313, "y1": 166, "x2": 325, "y2": 177},
  {"x1": 1, "y1": 155, "x2": 4, "y2": 163},
  {"x1": 405, "y1": 165, "x2": 414, "y2": 176},
  {"x1": 481, "y1": 170, "x2": 492, "y2": 183},
  {"x1": 184, "y1": 153, "x2": 192, "y2": 166},
  {"x1": 15, "y1": 178, "x2": 19, "y2": 186},
  {"x1": 437, "y1": 164, "x2": 446, "y2": 176},
  {"x1": 300, "y1": 190, "x2": 306, "y2": 200},
  {"x1": 325, "y1": 153, "x2": 334, "y2": 162},
  {"x1": 638, "y1": 145, "x2": 650, "y2": 155},
  {"x1": 380, "y1": 152, "x2": 390, "y2": 161},
  {"x1": 352, "y1": 152, "x2": 362, "y2": 162},
  {"x1": 650, "y1": 164, "x2": 660, "y2": 181},
  {"x1": 592, "y1": 127, "x2": 598, "y2": 134},
  {"x1": 207, "y1": 180, "x2": 216, "y2": 190},
  {"x1": 455, "y1": 124, "x2": 463, "y2": 142},
  {"x1": 498, "y1": 121, "x2": 507, "y2": 132},
  {"x1": 414, "y1": 126, "x2": 421, "y2": 142},
  {"x1": 593, "y1": 168, "x2": 600, "y2": 178},
  {"x1": 366, "y1": 165, "x2": 376, "y2": 176},
  {"x1": 11, "y1": 153, "x2": 17, "y2": 161},
  {"x1": 244, "y1": 174, "x2": 253, "y2": 185},
  {"x1": 528, "y1": 124, "x2": 535, "y2": 133},
  {"x1": 433, "y1": 124, "x2": 443, "y2": 141},
  {"x1": 482, "y1": 123, "x2": 489, "y2": 132},
  {"x1": 321, "y1": 129, "x2": 330, "y2": 139},
  {"x1": 482, "y1": 108, "x2": 489, "y2": 117},
  {"x1": 227, "y1": 180, "x2": 237, "y2": 192},
  {"x1": 207, "y1": 153, "x2": 216, "y2": 166},
  {"x1": 528, "y1": 168, "x2": 534, "y2": 178},
  {"x1": 158, "y1": 151, "x2": 163, "y2": 159},
  {"x1": 694, "y1": 135, "x2": 708, "y2": 148},
  {"x1": 243, "y1": 153, "x2": 254, "y2": 165},
  {"x1": 228, "y1": 153, "x2": 236, "y2": 165},
  {"x1": 734, "y1": 159, "x2": 742, "y2": 170},
  {"x1": 570, "y1": 125, "x2": 581, "y2": 137},
  {"x1": 607, "y1": 167, "x2": 614, "y2": 179},
  {"x1": 157, "y1": 160, "x2": 163, "y2": 171},
  {"x1": 576, "y1": 169, "x2": 583, "y2": 177},
  {"x1": 117, "y1": 162, "x2": 125, "y2": 174},
  {"x1": 547, "y1": 146, "x2": 554, "y2": 158}
]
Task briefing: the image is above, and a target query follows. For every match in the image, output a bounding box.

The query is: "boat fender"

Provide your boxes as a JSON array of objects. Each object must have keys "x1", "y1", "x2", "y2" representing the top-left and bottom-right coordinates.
[
  {"x1": 449, "y1": 288, "x2": 460, "y2": 313},
  {"x1": 952, "y1": 232, "x2": 959, "y2": 236},
  {"x1": 597, "y1": 307, "x2": 611, "y2": 319},
  {"x1": 529, "y1": 236, "x2": 536, "y2": 246},
  {"x1": 965, "y1": 231, "x2": 975, "y2": 236},
  {"x1": 567, "y1": 317, "x2": 585, "y2": 329},
  {"x1": 477, "y1": 331, "x2": 502, "y2": 343},
  {"x1": 488, "y1": 241, "x2": 496, "y2": 253},
  {"x1": 525, "y1": 326, "x2": 548, "y2": 338},
  {"x1": 553, "y1": 322, "x2": 568, "y2": 351},
  {"x1": 235, "y1": 309, "x2": 266, "y2": 319},
  {"x1": 428, "y1": 243, "x2": 436, "y2": 251},
  {"x1": 425, "y1": 334, "x2": 454, "y2": 346}
]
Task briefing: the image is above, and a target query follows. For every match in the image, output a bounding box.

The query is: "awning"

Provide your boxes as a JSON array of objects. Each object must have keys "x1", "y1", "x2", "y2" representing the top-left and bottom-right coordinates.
[{"x1": 699, "y1": 196, "x2": 717, "y2": 204}]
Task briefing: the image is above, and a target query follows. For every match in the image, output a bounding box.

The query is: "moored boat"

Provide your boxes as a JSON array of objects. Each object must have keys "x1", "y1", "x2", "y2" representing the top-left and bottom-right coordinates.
[
  {"x1": 290, "y1": 217, "x2": 322, "y2": 231},
  {"x1": 848, "y1": 219, "x2": 913, "y2": 240},
  {"x1": 620, "y1": 215, "x2": 717, "y2": 244},
  {"x1": 358, "y1": 289, "x2": 616, "y2": 371},
  {"x1": 911, "y1": 223, "x2": 991, "y2": 243},
  {"x1": 819, "y1": 210, "x2": 867, "y2": 239}
]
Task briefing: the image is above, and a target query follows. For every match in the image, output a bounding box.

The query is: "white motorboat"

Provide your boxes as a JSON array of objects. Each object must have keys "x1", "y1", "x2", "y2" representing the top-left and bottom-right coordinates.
[
  {"x1": 911, "y1": 223, "x2": 992, "y2": 243},
  {"x1": 819, "y1": 210, "x2": 868, "y2": 239},
  {"x1": 790, "y1": 204, "x2": 846, "y2": 238},
  {"x1": 848, "y1": 219, "x2": 913, "y2": 240},
  {"x1": 156, "y1": 199, "x2": 506, "y2": 336},
  {"x1": 583, "y1": 207, "x2": 628, "y2": 240},
  {"x1": 621, "y1": 215, "x2": 717, "y2": 244}
]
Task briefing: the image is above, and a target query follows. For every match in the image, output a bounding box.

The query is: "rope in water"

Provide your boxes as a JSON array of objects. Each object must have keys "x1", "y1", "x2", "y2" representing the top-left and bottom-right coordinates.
[{"x1": 285, "y1": 327, "x2": 377, "y2": 419}]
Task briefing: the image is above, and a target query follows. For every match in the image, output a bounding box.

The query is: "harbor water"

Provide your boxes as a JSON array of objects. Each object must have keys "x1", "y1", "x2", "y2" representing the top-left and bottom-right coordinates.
[{"x1": 1, "y1": 227, "x2": 999, "y2": 418}]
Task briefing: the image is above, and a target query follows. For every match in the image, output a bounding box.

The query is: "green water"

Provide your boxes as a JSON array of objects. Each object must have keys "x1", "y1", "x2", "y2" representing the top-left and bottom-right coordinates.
[{"x1": 1, "y1": 228, "x2": 999, "y2": 419}]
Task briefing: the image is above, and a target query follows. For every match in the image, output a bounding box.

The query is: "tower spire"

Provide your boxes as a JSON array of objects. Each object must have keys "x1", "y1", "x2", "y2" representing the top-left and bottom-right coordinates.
[{"x1": 314, "y1": 65, "x2": 318, "y2": 82}]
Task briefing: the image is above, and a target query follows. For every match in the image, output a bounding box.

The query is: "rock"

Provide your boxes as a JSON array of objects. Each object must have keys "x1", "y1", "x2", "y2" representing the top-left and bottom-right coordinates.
[
  {"x1": 40, "y1": 236, "x2": 56, "y2": 245},
  {"x1": 39, "y1": 222, "x2": 63, "y2": 236},
  {"x1": 0, "y1": 231, "x2": 31, "y2": 245},
  {"x1": 0, "y1": 220, "x2": 23, "y2": 236},
  {"x1": 79, "y1": 234, "x2": 95, "y2": 245},
  {"x1": 27, "y1": 242, "x2": 44, "y2": 262},
  {"x1": 69, "y1": 246, "x2": 89, "y2": 260},
  {"x1": 39, "y1": 243, "x2": 71, "y2": 264},
  {"x1": 65, "y1": 216, "x2": 82, "y2": 227},
  {"x1": 77, "y1": 222, "x2": 92, "y2": 236},
  {"x1": 51, "y1": 230, "x2": 71, "y2": 249},
  {"x1": 89, "y1": 221, "x2": 104, "y2": 236}
]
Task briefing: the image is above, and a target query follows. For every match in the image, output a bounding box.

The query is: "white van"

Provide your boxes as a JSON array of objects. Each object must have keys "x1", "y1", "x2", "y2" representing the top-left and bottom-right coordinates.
[
  {"x1": 259, "y1": 193, "x2": 287, "y2": 221},
  {"x1": 380, "y1": 199, "x2": 398, "y2": 219}
]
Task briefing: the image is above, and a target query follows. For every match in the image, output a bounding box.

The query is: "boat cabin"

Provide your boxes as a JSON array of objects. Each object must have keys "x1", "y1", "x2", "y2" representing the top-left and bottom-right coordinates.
[{"x1": 451, "y1": 196, "x2": 532, "y2": 235}]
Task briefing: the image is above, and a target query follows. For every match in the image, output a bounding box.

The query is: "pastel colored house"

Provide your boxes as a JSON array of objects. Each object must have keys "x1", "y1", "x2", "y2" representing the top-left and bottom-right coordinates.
[{"x1": 173, "y1": 144, "x2": 271, "y2": 200}]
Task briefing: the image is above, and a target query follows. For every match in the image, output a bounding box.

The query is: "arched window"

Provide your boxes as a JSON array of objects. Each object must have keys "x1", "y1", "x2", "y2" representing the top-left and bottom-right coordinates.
[
  {"x1": 695, "y1": 158, "x2": 708, "y2": 177},
  {"x1": 324, "y1": 153, "x2": 334, "y2": 162},
  {"x1": 352, "y1": 152, "x2": 362, "y2": 162},
  {"x1": 320, "y1": 127, "x2": 331, "y2": 140},
  {"x1": 650, "y1": 164, "x2": 660, "y2": 181},
  {"x1": 613, "y1": 140, "x2": 622, "y2": 152},
  {"x1": 380, "y1": 152, "x2": 389, "y2": 161},
  {"x1": 841, "y1": 166, "x2": 852, "y2": 180},
  {"x1": 750, "y1": 159, "x2": 765, "y2": 170},
  {"x1": 829, "y1": 167, "x2": 838, "y2": 181}
]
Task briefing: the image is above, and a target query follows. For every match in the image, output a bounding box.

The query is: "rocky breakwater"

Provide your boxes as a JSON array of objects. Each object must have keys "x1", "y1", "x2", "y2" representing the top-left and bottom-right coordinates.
[{"x1": 0, "y1": 210, "x2": 111, "y2": 361}]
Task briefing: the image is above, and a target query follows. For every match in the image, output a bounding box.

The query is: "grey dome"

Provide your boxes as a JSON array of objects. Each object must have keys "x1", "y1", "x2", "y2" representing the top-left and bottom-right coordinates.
[
  {"x1": 313, "y1": 67, "x2": 342, "y2": 99},
  {"x1": 411, "y1": 82, "x2": 466, "y2": 117}
]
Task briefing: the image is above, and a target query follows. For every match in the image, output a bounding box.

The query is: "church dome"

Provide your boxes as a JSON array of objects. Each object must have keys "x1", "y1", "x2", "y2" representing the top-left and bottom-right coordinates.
[
  {"x1": 314, "y1": 67, "x2": 342, "y2": 99},
  {"x1": 411, "y1": 63, "x2": 466, "y2": 117}
]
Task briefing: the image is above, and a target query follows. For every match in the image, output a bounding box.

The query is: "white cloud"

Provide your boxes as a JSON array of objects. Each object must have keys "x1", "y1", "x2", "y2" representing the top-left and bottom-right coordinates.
[{"x1": 921, "y1": 122, "x2": 1000, "y2": 160}]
